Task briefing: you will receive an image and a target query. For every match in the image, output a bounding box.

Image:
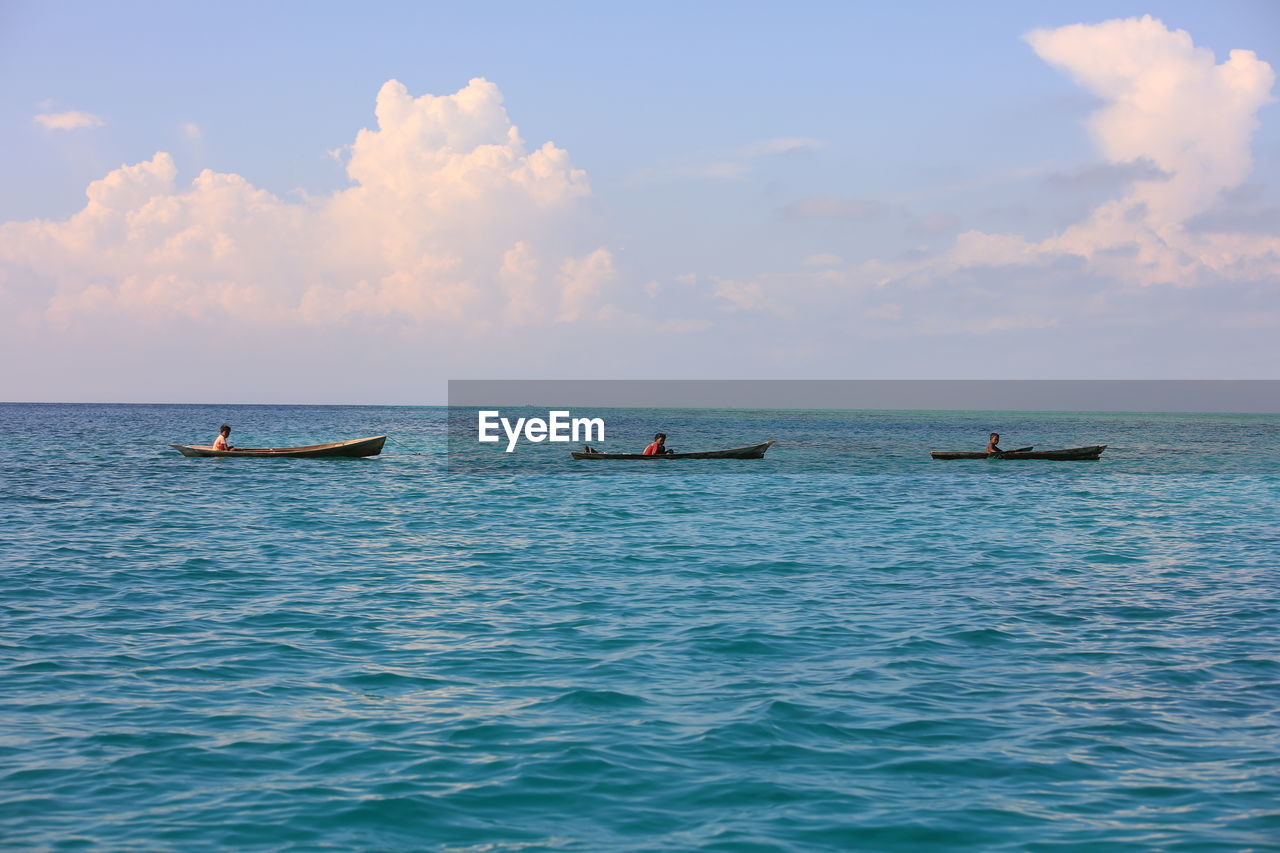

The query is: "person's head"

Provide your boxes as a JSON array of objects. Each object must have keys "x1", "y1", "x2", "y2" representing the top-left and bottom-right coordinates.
[
  {"x1": 989, "y1": 432, "x2": 999, "y2": 442},
  {"x1": 220, "y1": 424, "x2": 232, "y2": 436},
  {"x1": 653, "y1": 432, "x2": 667, "y2": 443}
]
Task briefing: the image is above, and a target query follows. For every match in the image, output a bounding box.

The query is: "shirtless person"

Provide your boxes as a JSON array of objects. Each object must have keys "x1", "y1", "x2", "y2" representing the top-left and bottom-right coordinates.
[
  {"x1": 985, "y1": 432, "x2": 1003, "y2": 454},
  {"x1": 213, "y1": 424, "x2": 235, "y2": 451}
]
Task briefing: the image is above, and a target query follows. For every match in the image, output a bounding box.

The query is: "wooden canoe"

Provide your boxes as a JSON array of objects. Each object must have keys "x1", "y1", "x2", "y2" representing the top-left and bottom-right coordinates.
[
  {"x1": 170, "y1": 435, "x2": 387, "y2": 459},
  {"x1": 571, "y1": 440, "x2": 776, "y2": 460},
  {"x1": 930, "y1": 445, "x2": 1106, "y2": 461}
]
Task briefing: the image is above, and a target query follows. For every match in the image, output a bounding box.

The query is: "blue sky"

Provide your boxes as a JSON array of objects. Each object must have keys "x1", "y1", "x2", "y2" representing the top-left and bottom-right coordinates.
[{"x1": 1, "y1": 1, "x2": 1278, "y2": 401}]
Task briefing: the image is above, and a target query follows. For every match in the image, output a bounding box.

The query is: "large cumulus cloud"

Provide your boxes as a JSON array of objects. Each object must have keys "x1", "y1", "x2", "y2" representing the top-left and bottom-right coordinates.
[
  {"x1": 706, "y1": 15, "x2": 1278, "y2": 352},
  {"x1": 911, "y1": 16, "x2": 1278, "y2": 287},
  {"x1": 0, "y1": 78, "x2": 614, "y2": 334},
  {"x1": 1, "y1": 17, "x2": 1277, "y2": 400}
]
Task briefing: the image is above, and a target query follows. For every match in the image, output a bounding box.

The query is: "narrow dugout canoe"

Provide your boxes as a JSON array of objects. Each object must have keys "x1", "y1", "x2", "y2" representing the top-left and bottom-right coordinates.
[
  {"x1": 170, "y1": 435, "x2": 387, "y2": 459},
  {"x1": 571, "y1": 440, "x2": 776, "y2": 460},
  {"x1": 930, "y1": 445, "x2": 1106, "y2": 461}
]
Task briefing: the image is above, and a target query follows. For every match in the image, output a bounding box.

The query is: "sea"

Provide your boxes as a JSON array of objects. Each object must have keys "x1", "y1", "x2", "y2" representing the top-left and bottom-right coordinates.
[{"x1": 2, "y1": 402, "x2": 1277, "y2": 851}]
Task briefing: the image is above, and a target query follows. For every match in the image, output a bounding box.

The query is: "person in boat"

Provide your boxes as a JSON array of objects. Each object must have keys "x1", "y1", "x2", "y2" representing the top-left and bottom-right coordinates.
[
  {"x1": 213, "y1": 424, "x2": 235, "y2": 451},
  {"x1": 642, "y1": 433, "x2": 674, "y2": 456},
  {"x1": 985, "y1": 432, "x2": 1003, "y2": 454}
]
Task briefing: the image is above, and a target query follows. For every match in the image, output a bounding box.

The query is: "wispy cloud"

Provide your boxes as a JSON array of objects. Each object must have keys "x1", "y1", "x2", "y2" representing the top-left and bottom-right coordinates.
[
  {"x1": 737, "y1": 136, "x2": 823, "y2": 158},
  {"x1": 780, "y1": 196, "x2": 892, "y2": 221},
  {"x1": 632, "y1": 136, "x2": 823, "y2": 182},
  {"x1": 1044, "y1": 158, "x2": 1170, "y2": 190},
  {"x1": 33, "y1": 110, "x2": 104, "y2": 131},
  {"x1": 906, "y1": 212, "x2": 961, "y2": 237}
]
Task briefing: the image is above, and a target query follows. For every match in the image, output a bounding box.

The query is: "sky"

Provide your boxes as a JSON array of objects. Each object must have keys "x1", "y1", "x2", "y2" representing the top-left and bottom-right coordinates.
[{"x1": 1, "y1": 0, "x2": 1278, "y2": 403}]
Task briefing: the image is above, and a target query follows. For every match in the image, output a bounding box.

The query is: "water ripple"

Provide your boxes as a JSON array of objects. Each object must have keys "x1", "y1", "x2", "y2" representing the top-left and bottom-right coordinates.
[{"x1": 1, "y1": 403, "x2": 1277, "y2": 850}]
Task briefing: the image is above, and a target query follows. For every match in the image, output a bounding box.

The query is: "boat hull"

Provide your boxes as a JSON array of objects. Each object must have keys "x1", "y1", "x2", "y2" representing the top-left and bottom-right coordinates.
[
  {"x1": 571, "y1": 440, "x2": 776, "y2": 460},
  {"x1": 930, "y1": 444, "x2": 1106, "y2": 461},
  {"x1": 170, "y1": 435, "x2": 387, "y2": 459}
]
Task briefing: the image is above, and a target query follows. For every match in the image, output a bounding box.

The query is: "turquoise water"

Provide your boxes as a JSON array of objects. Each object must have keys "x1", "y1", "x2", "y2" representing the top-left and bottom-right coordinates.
[{"x1": 2, "y1": 403, "x2": 1278, "y2": 850}]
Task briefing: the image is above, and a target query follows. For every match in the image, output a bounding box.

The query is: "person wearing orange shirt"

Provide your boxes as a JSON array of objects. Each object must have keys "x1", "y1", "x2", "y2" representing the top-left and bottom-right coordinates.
[{"x1": 642, "y1": 433, "x2": 673, "y2": 456}]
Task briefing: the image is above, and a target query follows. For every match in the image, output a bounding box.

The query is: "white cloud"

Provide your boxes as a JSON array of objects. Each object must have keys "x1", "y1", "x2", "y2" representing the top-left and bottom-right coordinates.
[
  {"x1": 33, "y1": 110, "x2": 104, "y2": 131},
  {"x1": 3, "y1": 19, "x2": 1277, "y2": 397},
  {"x1": 738, "y1": 137, "x2": 823, "y2": 158},
  {"x1": 907, "y1": 212, "x2": 961, "y2": 237},
  {"x1": 657, "y1": 316, "x2": 711, "y2": 334},
  {"x1": 712, "y1": 277, "x2": 789, "y2": 315},
  {"x1": 556, "y1": 248, "x2": 617, "y2": 322},
  {"x1": 781, "y1": 196, "x2": 891, "y2": 220},
  {"x1": 672, "y1": 16, "x2": 1278, "y2": 362},
  {"x1": 802, "y1": 253, "x2": 843, "y2": 267},
  {"x1": 181, "y1": 122, "x2": 203, "y2": 140},
  {"x1": 632, "y1": 136, "x2": 823, "y2": 182},
  {"x1": 1026, "y1": 17, "x2": 1277, "y2": 275},
  {"x1": 1009, "y1": 17, "x2": 1274, "y2": 283},
  {"x1": 826, "y1": 16, "x2": 1279, "y2": 292},
  {"x1": 2, "y1": 78, "x2": 614, "y2": 335},
  {"x1": 863, "y1": 303, "x2": 900, "y2": 321}
]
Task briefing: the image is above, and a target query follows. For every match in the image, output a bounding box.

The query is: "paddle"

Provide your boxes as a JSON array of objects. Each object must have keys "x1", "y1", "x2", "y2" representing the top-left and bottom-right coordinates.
[{"x1": 994, "y1": 446, "x2": 1034, "y2": 455}]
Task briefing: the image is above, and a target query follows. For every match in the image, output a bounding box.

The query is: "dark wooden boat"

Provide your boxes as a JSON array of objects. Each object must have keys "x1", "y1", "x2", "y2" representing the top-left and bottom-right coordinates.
[
  {"x1": 170, "y1": 435, "x2": 386, "y2": 459},
  {"x1": 571, "y1": 440, "x2": 776, "y2": 460},
  {"x1": 930, "y1": 445, "x2": 1106, "y2": 461}
]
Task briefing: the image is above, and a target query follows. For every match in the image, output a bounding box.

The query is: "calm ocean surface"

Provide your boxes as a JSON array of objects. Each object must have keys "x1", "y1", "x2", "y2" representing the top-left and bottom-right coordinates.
[{"x1": 2, "y1": 403, "x2": 1278, "y2": 851}]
